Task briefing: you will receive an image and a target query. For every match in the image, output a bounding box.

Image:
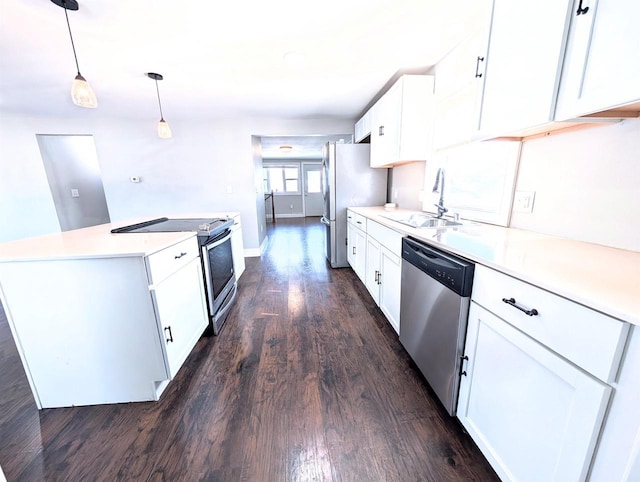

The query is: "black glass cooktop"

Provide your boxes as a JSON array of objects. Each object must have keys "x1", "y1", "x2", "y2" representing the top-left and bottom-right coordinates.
[{"x1": 111, "y1": 217, "x2": 233, "y2": 236}]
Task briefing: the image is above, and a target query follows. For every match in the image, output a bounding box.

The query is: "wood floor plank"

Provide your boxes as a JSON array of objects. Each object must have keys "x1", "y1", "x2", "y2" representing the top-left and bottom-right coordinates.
[{"x1": 0, "y1": 217, "x2": 498, "y2": 481}]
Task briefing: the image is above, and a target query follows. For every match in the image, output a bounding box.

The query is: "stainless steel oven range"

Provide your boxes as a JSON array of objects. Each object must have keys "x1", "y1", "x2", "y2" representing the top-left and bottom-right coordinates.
[{"x1": 111, "y1": 217, "x2": 237, "y2": 335}]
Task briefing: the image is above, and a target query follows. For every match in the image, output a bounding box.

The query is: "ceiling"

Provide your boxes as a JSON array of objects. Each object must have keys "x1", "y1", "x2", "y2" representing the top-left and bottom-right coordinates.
[{"x1": 0, "y1": 0, "x2": 483, "y2": 156}]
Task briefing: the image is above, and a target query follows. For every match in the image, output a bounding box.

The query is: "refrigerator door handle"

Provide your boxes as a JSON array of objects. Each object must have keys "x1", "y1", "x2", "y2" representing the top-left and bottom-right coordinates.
[{"x1": 320, "y1": 216, "x2": 331, "y2": 226}]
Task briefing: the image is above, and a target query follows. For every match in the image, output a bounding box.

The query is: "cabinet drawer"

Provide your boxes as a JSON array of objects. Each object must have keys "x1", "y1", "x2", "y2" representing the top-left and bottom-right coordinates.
[
  {"x1": 146, "y1": 237, "x2": 200, "y2": 285},
  {"x1": 367, "y1": 220, "x2": 403, "y2": 256},
  {"x1": 347, "y1": 211, "x2": 367, "y2": 231},
  {"x1": 472, "y1": 265, "x2": 628, "y2": 383}
]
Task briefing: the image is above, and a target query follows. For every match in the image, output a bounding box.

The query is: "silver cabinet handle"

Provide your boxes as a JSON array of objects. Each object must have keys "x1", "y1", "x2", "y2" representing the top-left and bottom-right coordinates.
[{"x1": 174, "y1": 252, "x2": 187, "y2": 259}]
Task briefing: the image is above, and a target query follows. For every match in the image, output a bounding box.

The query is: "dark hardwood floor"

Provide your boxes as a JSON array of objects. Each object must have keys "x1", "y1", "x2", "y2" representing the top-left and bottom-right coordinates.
[{"x1": 0, "y1": 217, "x2": 498, "y2": 481}]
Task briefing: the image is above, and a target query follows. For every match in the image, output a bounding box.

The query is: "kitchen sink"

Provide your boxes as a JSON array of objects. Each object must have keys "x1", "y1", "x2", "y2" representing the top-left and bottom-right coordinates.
[{"x1": 380, "y1": 212, "x2": 462, "y2": 228}]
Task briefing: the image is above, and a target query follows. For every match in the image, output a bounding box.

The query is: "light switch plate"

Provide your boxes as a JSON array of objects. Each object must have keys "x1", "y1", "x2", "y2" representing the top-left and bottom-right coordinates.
[
  {"x1": 70, "y1": 188, "x2": 79, "y2": 198},
  {"x1": 513, "y1": 191, "x2": 535, "y2": 213}
]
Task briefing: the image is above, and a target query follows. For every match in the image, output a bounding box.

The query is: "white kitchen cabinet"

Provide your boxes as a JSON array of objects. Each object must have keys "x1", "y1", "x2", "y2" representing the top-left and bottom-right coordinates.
[
  {"x1": 459, "y1": 264, "x2": 629, "y2": 482},
  {"x1": 354, "y1": 106, "x2": 373, "y2": 143},
  {"x1": 365, "y1": 236, "x2": 382, "y2": 303},
  {"x1": 478, "y1": 0, "x2": 574, "y2": 137},
  {"x1": 346, "y1": 209, "x2": 367, "y2": 282},
  {"x1": 151, "y1": 256, "x2": 209, "y2": 378},
  {"x1": 230, "y1": 218, "x2": 245, "y2": 279},
  {"x1": 432, "y1": 1, "x2": 493, "y2": 150},
  {"x1": 459, "y1": 302, "x2": 611, "y2": 482},
  {"x1": 0, "y1": 236, "x2": 208, "y2": 408},
  {"x1": 363, "y1": 220, "x2": 403, "y2": 334},
  {"x1": 555, "y1": 0, "x2": 640, "y2": 120},
  {"x1": 368, "y1": 75, "x2": 435, "y2": 168}
]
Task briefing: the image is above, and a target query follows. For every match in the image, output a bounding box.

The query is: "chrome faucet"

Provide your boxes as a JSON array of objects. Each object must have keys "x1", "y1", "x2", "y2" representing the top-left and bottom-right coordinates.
[{"x1": 432, "y1": 168, "x2": 448, "y2": 218}]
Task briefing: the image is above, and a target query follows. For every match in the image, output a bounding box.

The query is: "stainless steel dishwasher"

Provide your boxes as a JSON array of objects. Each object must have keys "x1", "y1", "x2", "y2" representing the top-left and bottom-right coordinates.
[{"x1": 399, "y1": 237, "x2": 474, "y2": 416}]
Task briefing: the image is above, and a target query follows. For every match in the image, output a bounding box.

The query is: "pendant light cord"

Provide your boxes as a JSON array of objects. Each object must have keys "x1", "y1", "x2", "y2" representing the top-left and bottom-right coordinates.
[
  {"x1": 61, "y1": 0, "x2": 81, "y2": 75},
  {"x1": 154, "y1": 80, "x2": 165, "y2": 121}
]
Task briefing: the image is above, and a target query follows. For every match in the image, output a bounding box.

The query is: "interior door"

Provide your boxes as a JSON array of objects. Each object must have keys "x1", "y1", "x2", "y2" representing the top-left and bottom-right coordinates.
[{"x1": 302, "y1": 163, "x2": 323, "y2": 216}]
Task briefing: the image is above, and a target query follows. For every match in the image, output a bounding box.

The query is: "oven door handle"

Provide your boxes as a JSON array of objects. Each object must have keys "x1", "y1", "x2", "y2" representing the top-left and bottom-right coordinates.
[{"x1": 204, "y1": 229, "x2": 232, "y2": 251}]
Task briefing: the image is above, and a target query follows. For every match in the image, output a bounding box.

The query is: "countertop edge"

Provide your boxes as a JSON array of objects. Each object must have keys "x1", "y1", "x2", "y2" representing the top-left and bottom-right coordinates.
[{"x1": 350, "y1": 206, "x2": 640, "y2": 327}]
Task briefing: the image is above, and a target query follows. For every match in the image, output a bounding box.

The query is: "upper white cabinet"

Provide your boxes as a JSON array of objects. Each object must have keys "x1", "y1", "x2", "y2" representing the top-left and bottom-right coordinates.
[
  {"x1": 366, "y1": 75, "x2": 435, "y2": 168},
  {"x1": 433, "y1": 2, "x2": 493, "y2": 150},
  {"x1": 477, "y1": 0, "x2": 574, "y2": 137},
  {"x1": 555, "y1": 0, "x2": 640, "y2": 120},
  {"x1": 354, "y1": 107, "x2": 373, "y2": 143}
]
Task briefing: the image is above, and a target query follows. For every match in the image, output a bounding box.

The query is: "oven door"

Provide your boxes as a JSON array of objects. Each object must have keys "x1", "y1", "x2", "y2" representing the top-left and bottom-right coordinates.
[{"x1": 201, "y1": 229, "x2": 236, "y2": 330}]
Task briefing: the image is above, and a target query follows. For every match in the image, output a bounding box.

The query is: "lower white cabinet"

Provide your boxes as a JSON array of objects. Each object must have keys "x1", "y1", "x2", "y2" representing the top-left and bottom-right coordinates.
[
  {"x1": 347, "y1": 210, "x2": 367, "y2": 281},
  {"x1": 363, "y1": 220, "x2": 403, "y2": 334},
  {"x1": 151, "y1": 257, "x2": 209, "y2": 378},
  {"x1": 459, "y1": 302, "x2": 611, "y2": 482},
  {"x1": 230, "y1": 218, "x2": 245, "y2": 279},
  {"x1": 0, "y1": 236, "x2": 209, "y2": 408},
  {"x1": 460, "y1": 265, "x2": 629, "y2": 482}
]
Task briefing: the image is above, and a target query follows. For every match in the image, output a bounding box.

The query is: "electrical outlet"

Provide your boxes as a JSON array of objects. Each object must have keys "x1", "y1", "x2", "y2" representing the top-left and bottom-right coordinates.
[
  {"x1": 513, "y1": 191, "x2": 535, "y2": 213},
  {"x1": 70, "y1": 188, "x2": 79, "y2": 198}
]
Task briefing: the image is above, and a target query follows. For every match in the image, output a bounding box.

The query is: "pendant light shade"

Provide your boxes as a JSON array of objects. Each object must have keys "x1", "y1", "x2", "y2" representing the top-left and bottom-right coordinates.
[
  {"x1": 51, "y1": 0, "x2": 98, "y2": 108},
  {"x1": 71, "y1": 73, "x2": 97, "y2": 108},
  {"x1": 157, "y1": 119, "x2": 172, "y2": 139},
  {"x1": 146, "y1": 73, "x2": 172, "y2": 139}
]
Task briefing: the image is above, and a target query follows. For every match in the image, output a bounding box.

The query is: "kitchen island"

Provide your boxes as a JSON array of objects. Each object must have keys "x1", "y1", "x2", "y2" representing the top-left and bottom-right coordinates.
[{"x1": 0, "y1": 213, "x2": 240, "y2": 409}]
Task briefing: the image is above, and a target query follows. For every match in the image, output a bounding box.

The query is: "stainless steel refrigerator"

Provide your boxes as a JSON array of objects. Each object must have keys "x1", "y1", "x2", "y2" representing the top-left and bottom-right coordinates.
[{"x1": 320, "y1": 142, "x2": 388, "y2": 268}]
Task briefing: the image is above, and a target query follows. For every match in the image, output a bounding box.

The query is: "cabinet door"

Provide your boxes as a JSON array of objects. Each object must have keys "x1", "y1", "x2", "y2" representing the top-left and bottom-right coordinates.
[
  {"x1": 555, "y1": 0, "x2": 640, "y2": 119},
  {"x1": 231, "y1": 222, "x2": 245, "y2": 279},
  {"x1": 479, "y1": 0, "x2": 573, "y2": 136},
  {"x1": 378, "y1": 246, "x2": 401, "y2": 334},
  {"x1": 433, "y1": 27, "x2": 491, "y2": 150},
  {"x1": 458, "y1": 302, "x2": 611, "y2": 482},
  {"x1": 364, "y1": 236, "x2": 381, "y2": 303},
  {"x1": 346, "y1": 221, "x2": 356, "y2": 268},
  {"x1": 353, "y1": 227, "x2": 367, "y2": 282},
  {"x1": 355, "y1": 107, "x2": 373, "y2": 143},
  {"x1": 370, "y1": 85, "x2": 401, "y2": 168},
  {"x1": 151, "y1": 257, "x2": 208, "y2": 378}
]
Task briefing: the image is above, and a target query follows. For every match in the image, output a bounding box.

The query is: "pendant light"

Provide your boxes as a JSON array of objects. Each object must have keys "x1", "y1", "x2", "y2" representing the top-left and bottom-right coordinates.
[
  {"x1": 51, "y1": 0, "x2": 98, "y2": 108},
  {"x1": 146, "y1": 73, "x2": 172, "y2": 139}
]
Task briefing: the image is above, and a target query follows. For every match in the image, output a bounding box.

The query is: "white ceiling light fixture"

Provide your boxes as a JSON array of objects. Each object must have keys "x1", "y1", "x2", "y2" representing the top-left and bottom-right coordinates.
[
  {"x1": 146, "y1": 73, "x2": 172, "y2": 139},
  {"x1": 279, "y1": 145, "x2": 293, "y2": 152},
  {"x1": 51, "y1": 0, "x2": 97, "y2": 109}
]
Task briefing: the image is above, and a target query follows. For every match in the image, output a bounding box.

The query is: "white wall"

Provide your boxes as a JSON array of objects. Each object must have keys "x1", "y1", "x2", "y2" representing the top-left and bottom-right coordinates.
[
  {"x1": 389, "y1": 162, "x2": 425, "y2": 210},
  {"x1": 386, "y1": 119, "x2": 640, "y2": 252},
  {"x1": 511, "y1": 118, "x2": 640, "y2": 251},
  {"x1": 0, "y1": 113, "x2": 353, "y2": 251}
]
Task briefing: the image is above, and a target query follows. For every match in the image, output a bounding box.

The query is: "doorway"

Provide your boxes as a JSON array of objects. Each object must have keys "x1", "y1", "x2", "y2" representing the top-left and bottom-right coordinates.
[
  {"x1": 36, "y1": 134, "x2": 110, "y2": 231},
  {"x1": 302, "y1": 163, "x2": 323, "y2": 216}
]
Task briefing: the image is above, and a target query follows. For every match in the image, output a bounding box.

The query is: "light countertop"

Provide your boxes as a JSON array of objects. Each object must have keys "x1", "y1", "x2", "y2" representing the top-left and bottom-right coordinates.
[
  {"x1": 351, "y1": 206, "x2": 640, "y2": 326},
  {"x1": 0, "y1": 212, "x2": 239, "y2": 262}
]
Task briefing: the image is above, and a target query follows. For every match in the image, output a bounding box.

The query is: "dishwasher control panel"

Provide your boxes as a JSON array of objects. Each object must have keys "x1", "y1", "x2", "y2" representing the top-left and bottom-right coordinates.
[{"x1": 402, "y1": 237, "x2": 474, "y2": 297}]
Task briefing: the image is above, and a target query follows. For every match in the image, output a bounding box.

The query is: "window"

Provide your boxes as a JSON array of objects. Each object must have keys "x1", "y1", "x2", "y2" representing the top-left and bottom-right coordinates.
[{"x1": 264, "y1": 165, "x2": 300, "y2": 194}]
